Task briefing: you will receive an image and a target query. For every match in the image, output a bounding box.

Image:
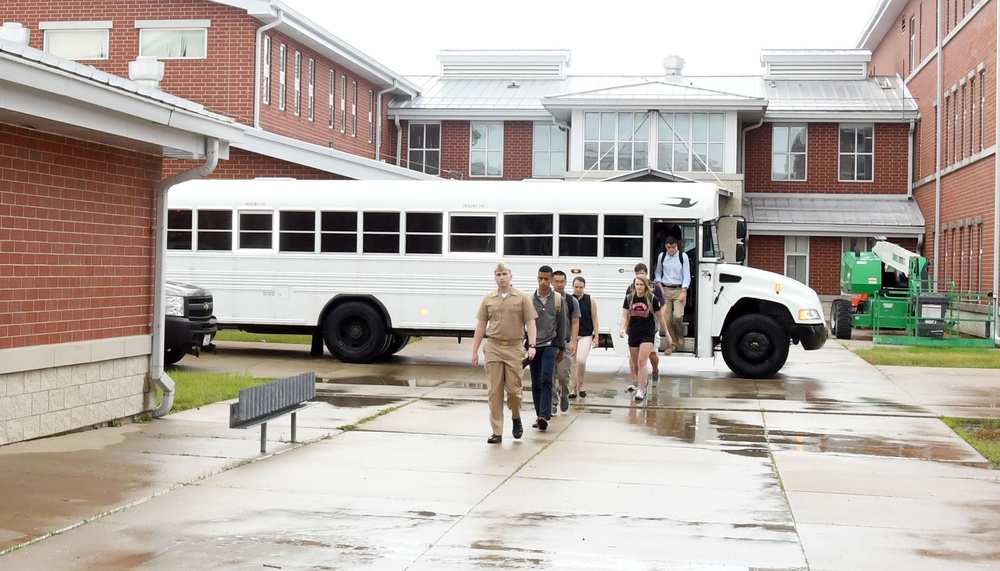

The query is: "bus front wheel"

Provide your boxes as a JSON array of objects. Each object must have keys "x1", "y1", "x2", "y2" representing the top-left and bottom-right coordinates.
[
  {"x1": 323, "y1": 301, "x2": 387, "y2": 363},
  {"x1": 721, "y1": 314, "x2": 789, "y2": 378}
]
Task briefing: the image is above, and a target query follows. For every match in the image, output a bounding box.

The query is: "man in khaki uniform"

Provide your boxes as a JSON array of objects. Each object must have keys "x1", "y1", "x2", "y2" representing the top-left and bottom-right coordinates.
[{"x1": 472, "y1": 262, "x2": 537, "y2": 444}]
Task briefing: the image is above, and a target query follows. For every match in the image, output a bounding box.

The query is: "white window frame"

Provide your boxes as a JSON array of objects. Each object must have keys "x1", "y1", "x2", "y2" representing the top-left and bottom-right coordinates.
[
  {"x1": 278, "y1": 44, "x2": 286, "y2": 111},
  {"x1": 307, "y1": 58, "x2": 315, "y2": 121},
  {"x1": 368, "y1": 90, "x2": 375, "y2": 144},
  {"x1": 262, "y1": 35, "x2": 271, "y2": 105},
  {"x1": 136, "y1": 19, "x2": 210, "y2": 60},
  {"x1": 656, "y1": 112, "x2": 725, "y2": 173},
  {"x1": 532, "y1": 123, "x2": 567, "y2": 178},
  {"x1": 470, "y1": 123, "x2": 504, "y2": 178},
  {"x1": 328, "y1": 70, "x2": 335, "y2": 129},
  {"x1": 784, "y1": 236, "x2": 809, "y2": 285},
  {"x1": 407, "y1": 123, "x2": 441, "y2": 176},
  {"x1": 351, "y1": 81, "x2": 358, "y2": 137},
  {"x1": 838, "y1": 124, "x2": 874, "y2": 182},
  {"x1": 293, "y1": 51, "x2": 301, "y2": 117},
  {"x1": 40, "y1": 21, "x2": 111, "y2": 61},
  {"x1": 771, "y1": 124, "x2": 807, "y2": 181},
  {"x1": 583, "y1": 111, "x2": 649, "y2": 172},
  {"x1": 340, "y1": 75, "x2": 347, "y2": 133}
]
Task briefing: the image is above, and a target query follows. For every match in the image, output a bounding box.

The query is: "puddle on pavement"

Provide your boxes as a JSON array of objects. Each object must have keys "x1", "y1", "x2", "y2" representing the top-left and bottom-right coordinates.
[
  {"x1": 313, "y1": 394, "x2": 405, "y2": 408},
  {"x1": 318, "y1": 375, "x2": 444, "y2": 387},
  {"x1": 621, "y1": 407, "x2": 985, "y2": 465}
]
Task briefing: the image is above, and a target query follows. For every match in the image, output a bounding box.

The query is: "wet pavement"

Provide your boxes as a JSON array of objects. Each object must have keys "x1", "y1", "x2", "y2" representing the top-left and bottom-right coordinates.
[{"x1": 1, "y1": 338, "x2": 999, "y2": 569}]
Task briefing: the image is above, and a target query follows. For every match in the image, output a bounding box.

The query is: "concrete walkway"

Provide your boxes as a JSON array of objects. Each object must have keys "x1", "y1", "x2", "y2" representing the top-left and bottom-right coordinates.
[{"x1": 0, "y1": 339, "x2": 998, "y2": 570}]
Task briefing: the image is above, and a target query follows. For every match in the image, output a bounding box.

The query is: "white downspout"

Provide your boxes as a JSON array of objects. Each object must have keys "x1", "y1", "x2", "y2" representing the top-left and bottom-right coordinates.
[
  {"x1": 151, "y1": 138, "x2": 220, "y2": 417},
  {"x1": 375, "y1": 82, "x2": 396, "y2": 162},
  {"x1": 933, "y1": 0, "x2": 943, "y2": 289},
  {"x1": 253, "y1": 11, "x2": 284, "y2": 129},
  {"x1": 994, "y1": 8, "x2": 1000, "y2": 345},
  {"x1": 740, "y1": 116, "x2": 765, "y2": 175},
  {"x1": 395, "y1": 115, "x2": 403, "y2": 167}
]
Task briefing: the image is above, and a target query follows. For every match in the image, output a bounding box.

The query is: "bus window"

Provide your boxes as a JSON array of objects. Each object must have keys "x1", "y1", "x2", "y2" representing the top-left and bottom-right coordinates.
[
  {"x1": 279, "y1": 211, "x2": 316, "y2": 252},
  {"x1": 405, "y1": 212, "x2": 443, "y2": 254},
  {"x1": 559, "y1": 214, "x2": 598, "y2": 257},
  {"x1": 197, "y1": 210, "x2": 232, "y2": 251},
  {"x1": 363, "y1": 212, "x2": 400, "y2": 254},
  {"x1": 239, "y1": 211, "x2": 273, "y2": 250},
  {"x1": 505, "y1": 214, "x2": 553, "y2": 256},
  {"x1": 603, "y1": 214, "x2": 642, "y2": 258},
  {"x1": 320, "y1": 211, "x2": 357, "y2": 253},
  {"x1": 167, "y1": 209, "x2": 192, "y2": 250},
  {"x1": 450, "y1": 214, "x2": 496, "y2": 253}
]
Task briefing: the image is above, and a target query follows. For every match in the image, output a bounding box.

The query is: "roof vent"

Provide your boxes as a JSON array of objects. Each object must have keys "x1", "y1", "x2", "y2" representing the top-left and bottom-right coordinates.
[
  {"x1": 663, "y1": 55, "x2": 685, "y2": 83},
  {"x1": 128, "y1": 56, "x2": 165, "y2": 88},
  {"x1": 0, "y1": 22, "x2": 31, "y2": 45}
]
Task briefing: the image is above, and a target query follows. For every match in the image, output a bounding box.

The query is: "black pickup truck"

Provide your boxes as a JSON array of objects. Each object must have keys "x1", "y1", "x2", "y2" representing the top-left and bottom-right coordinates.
[{"x1": 164, "y1": 280, "x2": 217, "y2": 366}]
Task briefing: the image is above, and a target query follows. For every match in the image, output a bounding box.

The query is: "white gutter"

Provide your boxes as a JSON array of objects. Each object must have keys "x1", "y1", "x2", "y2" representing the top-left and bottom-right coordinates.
[
  {"x1": 995, "y1": 10, "x2": 1000, "y2": 346},
  {"x1": 253, "y1": 9, "x2": 284, "y2": 129},
  {"x1": 151, "y1": 138, "x2": 220, "y2": 417},
  {"x1": 374, "y1": 82, "x2": 396, "y2": 162},
  {"x1": 932, "y1": 0, "x2": 943, "y2": 290}
]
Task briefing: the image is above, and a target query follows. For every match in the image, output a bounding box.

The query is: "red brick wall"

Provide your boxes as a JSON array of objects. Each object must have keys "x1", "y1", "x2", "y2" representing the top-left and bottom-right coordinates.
[
  {"x1": 745, "y1": 123, "x2": 910, "y2": 195},
  {"x1": 396, "y1": 120, "x2": 534, "y2": 180},
  {"x1": 164, "y1": 149, "x2": 348, "y2": 179},
  {"x1": 870, "y1": 0, "x2": 996, "y2": 294},
  {"x1": 748, "y1": 235, "x2": 784, "y2": 276},
  {"x1": 0, "y1": 124, "x2": 161, "y2": 350},
  {"x1": 2, "y1": 0, "x2": 385, "y2": 160}
]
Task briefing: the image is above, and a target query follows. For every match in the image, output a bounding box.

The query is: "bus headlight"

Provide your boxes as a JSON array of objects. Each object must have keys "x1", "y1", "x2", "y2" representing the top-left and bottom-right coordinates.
[
  {"x1": 798, "y1": 309, "x2": 822, "y2": 321},
  {"x1": 166, "y1": 295, "x2": 184, "y2": 317}
]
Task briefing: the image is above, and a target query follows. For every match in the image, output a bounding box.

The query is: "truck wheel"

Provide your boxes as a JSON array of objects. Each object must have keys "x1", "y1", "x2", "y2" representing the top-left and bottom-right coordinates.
[
  {"x1": 323, "y1": 301, "x2": 387, "y2": 363},
  {"x1": 164, "y1": 346, "x2": 185, "y2": 366},
  {"x1": 831, "y1": 298, "x2": 853, "y2": 340},
  {"x1": 383, "y1": 334, "x2": 410, "y2": 356},
  {"x1": 721, "y1": 314, "x2": 789, "y2": 378}
]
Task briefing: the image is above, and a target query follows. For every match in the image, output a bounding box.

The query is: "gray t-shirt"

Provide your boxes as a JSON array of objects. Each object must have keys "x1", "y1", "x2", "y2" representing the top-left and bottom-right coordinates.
[{"x1": 532, "y1": 290, "x2": 568, "y2": 348}]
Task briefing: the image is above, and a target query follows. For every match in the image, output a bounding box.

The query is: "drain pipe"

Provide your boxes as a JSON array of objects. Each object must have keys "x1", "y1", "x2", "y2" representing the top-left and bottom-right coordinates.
[
  {"x1": 740, "y1": 116, "x2": 765, "y2": 176},
  {"x1": 994, "y1": 15, "x2": 1000, "y2": 345},
  {"x1": 395, "y1": 115, "x2": 403, "y2": 167},
  {"x1": 253, "y1": 11, "x2": 284, "y2": 129},
  {"x1": 151, "y1": 138, "x2": 220, "y2": 417},
  {"x1": 374, "y1": 82, "x2": 396, "y2": 162},
  {"x1": 932, "y1": 0, "x2": 943, "y2": 289}
]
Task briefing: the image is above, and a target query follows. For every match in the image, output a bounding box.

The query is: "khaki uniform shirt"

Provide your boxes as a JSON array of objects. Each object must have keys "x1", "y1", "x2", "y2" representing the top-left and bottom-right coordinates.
[{"x1": 477, "y1": 287, "x2": 538, "y2": 341}]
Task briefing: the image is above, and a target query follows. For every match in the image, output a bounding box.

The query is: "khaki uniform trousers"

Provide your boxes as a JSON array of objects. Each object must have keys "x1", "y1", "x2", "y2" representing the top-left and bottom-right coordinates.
[
  {"x1": 484, "y1": 340, "x2": 525, "y2": 435},
  {"x1": 663, "y1": 287, "x2": 685, "y2": 346}
]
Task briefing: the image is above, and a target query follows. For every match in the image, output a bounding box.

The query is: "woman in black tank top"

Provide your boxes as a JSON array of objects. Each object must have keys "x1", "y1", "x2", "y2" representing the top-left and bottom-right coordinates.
[{"x1": 571, "y1": 277, "x2": 599, "y2": 398}]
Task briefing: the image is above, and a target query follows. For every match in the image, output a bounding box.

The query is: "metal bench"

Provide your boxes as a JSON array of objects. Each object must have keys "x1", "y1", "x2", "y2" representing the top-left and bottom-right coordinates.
[{"x1": 229, "y1": 372, "x2": 318, "y2": 453}]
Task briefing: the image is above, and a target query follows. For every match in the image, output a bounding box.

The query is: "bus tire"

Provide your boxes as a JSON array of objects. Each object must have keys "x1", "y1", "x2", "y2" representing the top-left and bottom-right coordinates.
[
  {"x1": 323, "y1": 301, "x2": 387, "y2": 363},
  {"x1": 383, "y1": 333, "x2": 410, "y2": 356},
  {"x1": 721, "y1": 314, "x2": 789, "y2": 379},
  {"x1": 831, "y1": 298, "x2": 853, "y2": 340}
]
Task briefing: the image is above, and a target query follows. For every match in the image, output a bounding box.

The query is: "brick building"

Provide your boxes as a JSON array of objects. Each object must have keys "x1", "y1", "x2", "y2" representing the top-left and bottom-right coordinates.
[
  {"x1": 0, "y1": 34, "x2": 242, "y2": 445},
  {"x1": 857, "y1": 0, "x2": 997, "y2": 307}
]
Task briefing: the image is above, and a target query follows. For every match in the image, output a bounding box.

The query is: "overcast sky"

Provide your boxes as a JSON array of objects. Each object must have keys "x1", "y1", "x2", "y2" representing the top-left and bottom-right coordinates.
[{"x1": 280, "y1": 0, "x2": 883, "y2": 77}]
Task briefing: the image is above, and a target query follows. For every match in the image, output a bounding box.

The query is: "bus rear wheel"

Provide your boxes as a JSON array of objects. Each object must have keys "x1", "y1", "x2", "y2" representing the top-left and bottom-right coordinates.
[
  {"x1": 382, "y1": 333, "x2": 410, "y2": 356},
  {"x1": 323, "y1": 301, "x2": 387, "y2": 363},
  {"x1": 721, "y1": 314, "x2": 789, "y2": 378}
]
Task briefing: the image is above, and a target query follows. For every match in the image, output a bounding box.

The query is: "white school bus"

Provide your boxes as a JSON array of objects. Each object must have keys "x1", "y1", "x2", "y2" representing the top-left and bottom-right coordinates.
[{"x1": 165, "y1": 179, "x2": 827, "y2": 378}]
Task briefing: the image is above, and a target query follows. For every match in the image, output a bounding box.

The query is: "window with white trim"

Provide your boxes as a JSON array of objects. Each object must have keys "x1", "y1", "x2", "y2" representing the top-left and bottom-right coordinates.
[
  {"x1": 470, "y1": 123, "x2": 504, "y2": 177},
  {"x1": 307, "y1": 58, "x2": 315, "y2": 121},
  {"x1": 532, "y1": 123, "x2": 566, "y2": 178},
  {"x1": 340, "y1": 75, "x2": 347, "y2": 132},
  {"x1": 279, "y1": 44, "x2": 286, "y2": 111},
  {"x1": 407, "y1": 123, "x2": 440, "y2": 175},
  {"x1": 583, "y1": 112, "x2": 649, "y2": 171},
  {"x1": 262, "y1": 35, "x2": 271, "y2": 105},
  {"x1": 838, "y1": 125, "x2": 874, "y2": 182},
  {"x1": 657, "y1": 112, "x2": 724, "y2": 172},
  {"x1": 784, "y1": 236, "x2": 809, "y2": 285},
  {"x1": 41, "y1": 21, "x2": 111, "y2": 60},
  {"x1": 328, "y1": 70, "x2": 335, "y2": 128},
  {"x1": 368, "y1": 90, "x2": 375, "y2": 144},
  {"x1": 136, "y1": 19, "x2": 209, "y2": 59},
  {"x1": 771, "y1": 125, "x2": 807, "y2": 181},
  {"x1": 351, "y1": 81, "x2": 358, "y2": 137},
  {"x1": 293, "y1": 51, "x2": 301, "y2": 116}
]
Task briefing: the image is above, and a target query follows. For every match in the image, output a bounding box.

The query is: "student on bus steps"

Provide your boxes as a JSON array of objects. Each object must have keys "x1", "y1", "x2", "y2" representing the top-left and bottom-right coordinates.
[
  {"x1": 528, "y1": 265, "x2": 566, "y2": 431},
  {"x1": 472, "y1": 262, "x2": 538, "y2": 444},
  {"x1": 653, "y1": 236, "x2": 690, "y2": 354}
]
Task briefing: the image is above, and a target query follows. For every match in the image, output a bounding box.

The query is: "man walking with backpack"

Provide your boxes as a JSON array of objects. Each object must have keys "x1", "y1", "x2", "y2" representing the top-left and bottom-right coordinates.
[{"x1": 654, "y1": 236, "x2": 690, "y2": 354}]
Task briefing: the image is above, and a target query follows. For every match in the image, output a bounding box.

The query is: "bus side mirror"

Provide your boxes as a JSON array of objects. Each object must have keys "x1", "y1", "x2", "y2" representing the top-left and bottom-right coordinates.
[
  {"x1": 736, "y1": 219, "x2": 747, "y2": 241},
  {"x1": 735, "y1": 243, "x2": 746, "y2": 264}
]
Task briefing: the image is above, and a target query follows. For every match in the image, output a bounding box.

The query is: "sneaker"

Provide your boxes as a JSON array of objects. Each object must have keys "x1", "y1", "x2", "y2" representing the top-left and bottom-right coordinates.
[
  {"x1": 551, "y1": 404, "x2": 558, "y2": 416},
  {"x1": 560, "y1": 395, "x2": 570, "y2": 412},
  {"x1": 627, "y1": 382, "x2": 637, "y2": 393},
  {"x1": 635, "y1": 390, "x2": 645, "y2": 402},
  {"x1": 579, "y1": 390, "x2": 587, "y2": 398},
  {"x1": 651, "y1": 370, "x2": 660, "y2": 387}
]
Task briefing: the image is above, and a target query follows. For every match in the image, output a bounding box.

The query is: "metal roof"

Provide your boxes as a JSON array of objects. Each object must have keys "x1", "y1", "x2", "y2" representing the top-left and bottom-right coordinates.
[
  {"x1": 745, "y1": 193, "x2": 925, "y2": 237},
  {"x1": 763, "y1": 76, "x2": 918, "y2": 121}
]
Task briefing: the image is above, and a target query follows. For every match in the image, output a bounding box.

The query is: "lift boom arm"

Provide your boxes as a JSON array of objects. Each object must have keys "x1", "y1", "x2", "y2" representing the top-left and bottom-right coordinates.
[{"x1": 870, "y1": 241, "x2": 922, "y2": 278}]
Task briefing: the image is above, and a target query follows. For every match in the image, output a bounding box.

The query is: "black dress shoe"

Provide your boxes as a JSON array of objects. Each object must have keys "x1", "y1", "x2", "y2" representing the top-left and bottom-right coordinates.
[
  {"x1": 487, "y1": 434, "x2": 502, "y2": 444},
  {"x1": 512, "y1": 418, "x2": 523, "y2": 439},
  {"x1": 537, "y1": 417, "x2": 548, "y2": 431}
]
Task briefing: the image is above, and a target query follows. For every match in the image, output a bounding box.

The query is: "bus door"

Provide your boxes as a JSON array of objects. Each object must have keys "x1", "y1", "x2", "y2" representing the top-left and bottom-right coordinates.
[{"x1": 649, "y1": 220, "x2": 697, "y2": 352}]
